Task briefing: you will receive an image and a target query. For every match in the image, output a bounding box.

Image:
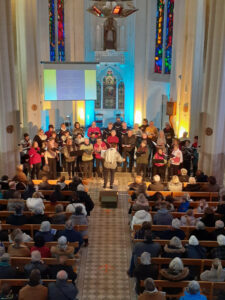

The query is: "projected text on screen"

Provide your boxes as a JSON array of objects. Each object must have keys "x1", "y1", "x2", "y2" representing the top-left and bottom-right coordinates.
[{"x1": 44, "y1": 69, "x2": 96, "y2": 101}]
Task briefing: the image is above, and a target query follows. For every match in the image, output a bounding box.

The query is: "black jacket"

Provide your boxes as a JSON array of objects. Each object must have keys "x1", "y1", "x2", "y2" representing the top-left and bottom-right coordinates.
[
  {"x1": 76, "y1": 191, "x2": 94, "y2": 216},
  {"x1": 24, "y1": 261, "x2": 49, "y2": 278},
  {"x1": 3, "y1": 189, "x2": 16, "y2": 199},
  {"x1": 133, "y1": 264, "x2": 158, "y2": 294},
  {"x1": 49, "y1": 264, "x2": 77, "y2": 282},
  {"x1": 28, "y1": 214, "x2": 49, "y2": 224},
  {"x1": 189, "y1": 229, "x2": 212, "y2": 241},
  {"x1": 48, "y1": 280, "x2": 78, "y2": 300},
  {"x1": 122, "y1": 135, "x2": 136, "y2": 152},
  {"x1": 6, "y1": 215, "x2": 28, "y2": 226},
  {"x1": 185, "y1": 245, "x2": 207, "y2": 259},
  {"x1": 0, "y1": 263, "x2": 16, "y2": 279}
]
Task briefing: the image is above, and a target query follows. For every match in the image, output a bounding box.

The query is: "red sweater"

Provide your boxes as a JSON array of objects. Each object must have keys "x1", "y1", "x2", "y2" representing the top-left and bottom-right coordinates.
[
  {"x1": 87, "y1": 127, "x2": 101, "y2": 138},
  {"x1": 31, "y1": 246, "x2": 51, "y2": 258},
  {"x1": 107, "y1": 136, "x2": 119, "y2": 144},
  {"x1": 94, "y1": 142, "x2": 107, "y2": 159},
  {"x1": 28, "y1": 147, "x2": 42, "y2": 165}
]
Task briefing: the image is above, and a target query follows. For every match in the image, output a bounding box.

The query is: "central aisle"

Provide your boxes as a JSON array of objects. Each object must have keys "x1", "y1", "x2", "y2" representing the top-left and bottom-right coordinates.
[{"x1": 77, "y1": 173, "x2": 136, "y2": 300}]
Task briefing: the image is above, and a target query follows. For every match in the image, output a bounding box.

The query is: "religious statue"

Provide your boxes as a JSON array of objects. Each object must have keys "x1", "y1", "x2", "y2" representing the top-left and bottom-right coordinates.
[{"x1": 104, "y1": 17, "x2": 117, "y2": 50}]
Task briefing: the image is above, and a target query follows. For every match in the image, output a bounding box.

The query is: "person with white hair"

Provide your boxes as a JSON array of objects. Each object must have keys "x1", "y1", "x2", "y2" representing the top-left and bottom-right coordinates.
[
  {"x1": 24, "y1": 250, "x2": 49, "y2": 278},
  {"x1": 168, "y1": 175, "x2": 182, "y2": 192},
  {"x1": 35, "y1": 221, "x2": 55, "y2": 242},
  {"x1": 211, "y1": 234, "x2": 225, "y2": 260},
  {"x1": 189, "y1": 221, "x2": 212, "y2": 241},
  {"x1": 131, "y1": 210, "x2": 152, "y2": 230},
  {"x1": 48, "y1": 270, "x2": 78, "y2": 300},
  {"x1": 184, "y1": 177, "x2": 201, "y2": 192},
  {"x1": 133, "y1": 252, "x2": 159, "y2": 295},
  {"x1": 186, "y1": 235, "x2": 207, "y2": 259},
  {"x1": 180, "y1": 280, "x2": 207, "y2": 300},
  {"x1": 162, "y1": 236, "x2": 186, "y2": 258},
  {"x1": 133, "y1": 193, "x2": 150, "y2": 212},
  {"x1": 138, "y1": 278, "x2": 166, "y2": 300},
  {"x1": 160, "y1": 257, "x2": 189, "y2": 295},
  {"x1": 200, "y1": 258, "x2": 225, "y2": 282},
  {"x1": 179, "y1": 168, "x2": 189, "y2": 183},
  {"x1": 211, "y1": 220, "x2": 225, "y2": 240},
  {"x1": 50, "y1": 236, "x2": 74, "y2": 259},
  {"x1": 148, "y1": 175, "x2": 165, "y2": 191}
]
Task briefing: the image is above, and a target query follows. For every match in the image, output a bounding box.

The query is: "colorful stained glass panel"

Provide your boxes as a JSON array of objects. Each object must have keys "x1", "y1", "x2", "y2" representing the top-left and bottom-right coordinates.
[
  {"x1": 154, "y1": 0, "x2": 165, "y2": 73},
  {"x1": 57, "y1": 0, "x2": 65, "y2": 61},
  {"x1": 165, "y1": 0, "x2": 174, "y2": 74},
  {"x1": 49, "y1": 0, "x2": 55, "y2": 61},
  {"x1": 118, "y1": 82, "x2": 125, "y2": 109}
]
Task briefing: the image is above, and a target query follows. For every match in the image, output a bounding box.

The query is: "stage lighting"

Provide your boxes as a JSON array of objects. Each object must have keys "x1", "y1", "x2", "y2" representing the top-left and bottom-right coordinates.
[
  {"x1": 93, "y1": 5, "x2": 102, "y2": 17},
  {"x1": 113, "y1": 5, "x2": 122, "y2": 15}
]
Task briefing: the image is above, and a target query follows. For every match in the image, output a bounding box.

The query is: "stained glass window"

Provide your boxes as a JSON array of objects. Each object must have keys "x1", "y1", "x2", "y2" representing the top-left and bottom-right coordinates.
[
  {"x1": 103, "y1": 70, "x2": 117, "y2": 109},
  {"x1": 154, "y1": 0, "x2": 165, "y2": 74},
  {"x1": 57, "y1": 0, "x2": 65, "y2": 61},
  {"x1": 49, "y1": 0, "x2": 55, "y2": 62},
  {"x1": 48, "y1": 0, "x2": 65, "y2": 62},
  {"x1": 154, "y1": 0, "x2": 174, "y2": 74},
  {"x1": 95, "y1": 81, "x2": 101, "y2": 109},
  {"x1": 118, "y1": 82, "x2": 125, "y2": 109},
  {"x1": 165, "y1": 0, "x2": 174, "y2": 74}
]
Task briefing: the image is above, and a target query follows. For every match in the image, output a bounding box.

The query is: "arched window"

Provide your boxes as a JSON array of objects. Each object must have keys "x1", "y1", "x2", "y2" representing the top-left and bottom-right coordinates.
[
  {"x1": 103, "y1": 70, "x2": 117, "y2": 109},
  {"x1": 154, "y1": 0, "x2": 174, "y2": 74},
  {"x1": 48, "y1": 0, "x2": 65, "y2": 61},
  {"x1": 118, "y1": 81, "x2": 125, "y2": 109}
]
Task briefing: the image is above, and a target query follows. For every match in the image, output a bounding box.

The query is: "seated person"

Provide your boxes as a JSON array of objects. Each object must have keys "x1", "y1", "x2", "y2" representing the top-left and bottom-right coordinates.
[
  {"x1": 68, "y1": 176, "x2": 82, "y2": 192},
  {"x1": 56, "y1": 220, "x2": 83, "y2": 253},
  {"x1": 147, "y1": 175, "x2": 164, "y2": 191},
  {"x1": 211, "y1": 220, "x2": 225, "y2": 240},
  {"x1": 28, "y1": 207, "x2": 49, "y2": 224},
  {"x1": 18, "y1": 269, "x2": 48, "y2": 300},
  {"x1": 201, "y1": 176, "x2": 220, "y2": 192},
  {"x1": 66, "y1": 194, "x2": 87, "y2": 216},
  {"x1": 26, "y1": 192, "x2": 45, "y2": 213},
  {"x1": 162, "y1": 236, "x2": 186, "y2": 258},
  {"x1": 22, "y1": 181, "x2": 36, "y2": 200},
  {"x1": 0, "y1": 283, "x2": 17, "y2": 300},
  {"x1": 133, "y1": 252, "x2": 158, "y2": 295},
  {"x1": 159, "y1": 218, "x2": 186, "y2": 240},
  {"x1": 0, "y1": 175, "x2": 9, "y2": 190},
  {"x1": 127, "y1": 231, "x2": 161, "y2": 277},
  {"x1": 7, "y1": 234, "x2": 30, "y2": 257},
  {"x1": 168, "y1": 175, "x2": 182, "y2": 192},
  {"x1": 7, "y1": 191, "x2": 25, "y2": 211},
  {"x1": 76, "y1": 184, "x2": 94, "y2": 216},
  {"x1": 57, "y1": 176, "x2": 68, "y2": 191},
  {"x1": 200, "y1": 207, "x2": 217, "y2": 227},
  {"x1": 50, "y1": 204, "x2": 67, "y2": 224},
  {"x1": 6, "y1": 204, "x2": 28, "y2": 226},
  {"x1": 153, "y1": 201, "x2": 173, "y2": 225},
  {"x1": 129, "y1": 176, "x2": 147, "y2": 200},
  {"x1": 0, "y1": 254, "x2": 16, "y2": 279},
  {"x1": 186, "y1": 235, "x2": 207, "y2": 259},
  {"x1": 24, "y1": 250, "x2": 49, "y2": 278},
  {"x1": 49, "y1": 185, "x2": 65, "y2": 204},
  {"x1": 138, "y1": 278, "x2": 166, "y2": 300},
  {"x1": 38, "y1": 165, "x2": 50, "y2": 180},
  {"x1": 35, "y1": 221, "x2": 56, "y2": 242},
  {"x1": 3, "y1": 181, "x2": 16, "y2": 199},
  {"x1": 9, "y1": 228, "x2": 32, "y2": 243},
  {"x1": 50, "y1": 236, "x2": 74, "y2": 259},
  {"x1": 200, "y1": 258, "x2": 225, "y2": 282},
  {"x1": 38, "y1": 176, "x2": 52, "y2": 190},
  {"x1": 13, "y1": 164, "x2": 28, "y2": 185},
  {"x1": 211, "y1": 235, "x2": 225, "y2": 260},
  {"x1": 179, "y1": 168, "x2": 189, "y2": 183},
  {"x1": 69, "y1": 205, "x2": 88, "y2": 241},
  {"x1": 180, "y1": 281, "x2": 207, "y2": 300},
  {"x1": 49, "y1": 256, "x2": 77, "y2": 283},
  {"x1": 189, "y1": 221, "x2": 212, "y2": 241},
  {"x1": 195, "y1": 198, "x2": 208, "y2": 213},
  {"x1": 31, "y1": 235, "x2": 51, "y2": 258},
  {"x1": 195, "y1": 169, "x2": 208, "y2": 182},
  {"x1": 133, "y1": 194, "x2": 150, "y2": 212},
  {"x1": 178, "y1": 194, "x2": 190, "y2": 212},
  {"x1": 131, "y1": 210, "x2": 152, "y2": 230},
  {"x1": 160, "y1": 257, "x2": 189, "y2": 295},
  {"x1": 181, "y1": 209, "x2": 197, "y2": 226},
  {"x1": 184, "y1": 177, "x2": 201, "y2": 191},
  {"x1": 134, "y1": 222, "x2": 153, "y2": 240}
]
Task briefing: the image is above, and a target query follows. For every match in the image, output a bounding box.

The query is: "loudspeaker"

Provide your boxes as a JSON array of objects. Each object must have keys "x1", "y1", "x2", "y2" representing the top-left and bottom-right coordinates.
[
  {"x1": 99, "y1": 191, "x2": 118, "y2": 208},
  {"x1": 166, "y1": 102, "x2": 176, "y2": 116}
]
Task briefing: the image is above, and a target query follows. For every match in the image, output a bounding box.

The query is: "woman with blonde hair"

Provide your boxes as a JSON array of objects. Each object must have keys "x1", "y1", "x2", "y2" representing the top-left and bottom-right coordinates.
[
  {"x1": 157, "y1": 130, "x2": 166, "y2": 152},
  {"x1": 184, "y1": 177, "x2": 201, "y2": 192},
  {"x1": 26, "y1": 192, "x2": 45, "y2": 213},
  {"x1": 200, "y1": 258, "x2": 225, "y2": 282},
  {"x1": 168, "y1": 175, "x2": 182, "y2": 191}
]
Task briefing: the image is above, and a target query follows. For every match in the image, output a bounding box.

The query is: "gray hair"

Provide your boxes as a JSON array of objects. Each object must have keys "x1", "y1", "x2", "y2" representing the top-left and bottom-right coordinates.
[
  {"x1": 169, "y1": 236, "x2": 182, "y2": 249},
  {"x1": 40, "y1": 221, "x2": 51, "y2": 232},
  {"x1": 144, "y1": 278, "x2": 156, "y2": 292},
  {"x1": 140, "y1": 252, "x2": 151, "y2": 265},
  {"x1": 14, "y1": 234, "x2": 23, "y2": 245},
  {"x1": 57, "y1": 270, "x2": 68, "y2": 281},
  {"x1": 187, "y1": 281, "x2": 200, "y2": 295},
  {"x1": 58, "y1": 236, "x2": 67, "y2": 250},
  {"x1": 31, "y1": 250, "x2": 41, "y2": 262},
  {"x1": 65, "y1": 220, "x2": 73, "y2": 230},
  {"x1": 33, "y1": 207, "x2": 44, "y2": 215},
  {"x1": 172, "y1": 218, "x2": 181, "y2": 229},
  {"x1": 77, "y1": 184, "x2": 85, "y2": 192},
  {"x1": 215, "y1": 220, "x2": 224, "y2": 229},
  {"x1": 1, "y1": 253, "x2": 10, "y2": 262},
  {"x1": 169, "y1": 257, "x2": 184, "y2": 272},
  {"x1": 196, "y1": 221, "x2": 205, "y2": 230},
  {"x1": 55, "y1": 204, "x2": 64, "y2": 213}
]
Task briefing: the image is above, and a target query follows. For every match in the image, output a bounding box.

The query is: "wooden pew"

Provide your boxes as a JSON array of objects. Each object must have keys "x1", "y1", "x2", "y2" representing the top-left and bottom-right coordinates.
[
  {"x1": 0, "y1": 279, "x2": 72, "y2": 287},
  {"x1": 3, "y1": 241, "x2": 79, "y2": 249},
  {"x1": 9, "y1": 257, "x2": 76, "y2": 267},
  {"x1": 0, "y1": 210, "x2": 73, "y2": 219},
  {"x1": 131, "y1": 210, "x2": 221, "y2": 218},
  {"x1": 32, "y1": 179, "x2": 88, "y2": 185},
  {"x1": 128, "y1": 200, "x2": 220, "y2": 208},
  {"x1": 0, "y1": 199, "x2": 70, "y2": 207},
  {"x1": 133, "y1": 239, "x2": 219, "y2": 248}
]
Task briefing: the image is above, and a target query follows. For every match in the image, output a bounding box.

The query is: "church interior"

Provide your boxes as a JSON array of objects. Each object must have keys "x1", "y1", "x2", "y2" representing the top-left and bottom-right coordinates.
[{"x1": 0, "y1": 0, "x2": 225, "y2": 299}]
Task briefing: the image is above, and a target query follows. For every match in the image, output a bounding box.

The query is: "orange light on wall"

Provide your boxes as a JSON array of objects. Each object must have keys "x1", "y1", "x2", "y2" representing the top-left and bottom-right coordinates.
[
  {"x1": 134, "y1": 110, "x2": 142, "y2": 125},
  {"x1": 113, "y1": 5, "x2": 122, "y2": 15}
]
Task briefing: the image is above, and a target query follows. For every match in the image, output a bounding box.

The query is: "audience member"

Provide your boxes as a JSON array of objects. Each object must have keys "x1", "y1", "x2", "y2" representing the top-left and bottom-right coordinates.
[
  {"x1": 131, "y1": 210, "x2": 152, "y2": 230},
  {"x1": 18, "y1": 269, "x2": 48, "y2": 300},
  {"x1": 168, "y1": 175, "x2": 182, "y2": 192},
  {"x1": 13, "y1": 164, "x2": 28, "y2": 185},
  {"x1": 160, "y1": 218, "x2": 186, "y2": 240},
  {"x1": 0, "y1": 283, "x2": 16, "y2": 300},
  {"x1": 162, "y1": 236, "x2": 185, "y2": 258},
  {"x1": 133, "y1": 252, "x2": 158, "y2": 295},
  {"x1": 3, "y1": 181, "x2": 16, "y2": 199},
  {"x1": 201, "y1": 176, "x2": 220, "y2": 192},
  {"x1": 184, "y1": 177, "x2": 201, "y2": 192},
  {"x1": 134, "y1": 222, "x2": 152, "y2": 240},
  {"x1": 57, "y1": 176, "x2": 67, "y2": 191},
  {"x1": 6, "y1": 204, "x2": 27, "y2": 226},
  {"x1": 179, "y1": 168, "x2": 189, "y2": 183},
  {"x1": 186, "y1": 236, "x2": 207, "y2": 259},
  {"x1": 200, "y1": 258, "x2": 225, "y2": 282},
  {"x1": 153, "y1": 202, "x2": 173, "y2": 225},
  {"x1": 48, "y1": 270, "x2": 78, "y2": 300},
  {"x1": 28, "y1": 207, "x2": 49, "y2": 224},
  {"x1": 66, "y1": 196, "x2": 87, "y2": 216},
  {"x1": 30, "y1": 235, "x2": 51, "y2": 258},
  {"x1": 50, "y1": 236, "x2": 74, "y2": 259},
  {"x1": 50, "y1": 204, "x2": 67, "y2": 224},
  {"x1": 138, "y1": 277, "x2": 166, "y2": 300},
  {"x1": 0, "y1": 254, "x2": 16, "y2": 279},
  {"x1": 22, "y1": 181, "x2": 36, "y2": 200},
  {"x1": 9, "y1": 228, "x2": 32, "y2": 243},
  {"x1": 196, "y1": 199, "x2": 208, "y2": 213},
  {"x1": 195, "y1": 170, "x2": 208, "y2": 182},
  {"x1": 181, "y1": 209, "x2": 197, "y2": 226},
  {"x1": 24, "y1": 250, "x2": 49, "y2": 278},
  {"x1": 7, "y1": 234, "x2": 30, "y2": 257},
  {"x1": 35, "y1": 221, "x2": 56, "y2": 242},
  {"x1": 200, "y1": 207, "x2": 217, "y2": 227},
  {"x1": 68, "y1": 176, "x2": 82, "y2": 192},
  {"x1": 26, "y1": 192, "x2": 45, "y2": 213},
  {"x1": 190, "y1": 221, "x2": 212, "y2": 241},
  {"x1": 49, "y1": 256, "x2": 77, "y2": 283},
  {"x1": 69, "y1": 205, "x2": 88, "y2": 239},
  {"x1": 211, "y1": 235, "x2": 225, "y2": 260},
  {"x1": 211, "y1": 220, "x2": 225, "y2": 240},
  {"x1": 38, "y1": 176, "x2": 52, "y2": 190},
  {"x1": 148, "y1": 175, "x2": 164, "y2": 191},
  {"x1": 0, "y1": 221, "x2": 9, "y2": 241},
  {"x1": 0, "y1": 175, "x2": 9, "y2": 190},
  {"x1": 180, "y1": 281, "x2": 207, "y2": 300},
  {"x1": 178, "y1": 195, "x2": 190, "y2": 212},
  {"x1": 129, "y1": 176, "x2": 147, "y2": 200},
  {"x1": 133, "y1": 194, "x2": 150, "y2": 212},
  {"x1": 76, "y1": 184, "x2": 94, "y2": 216}
]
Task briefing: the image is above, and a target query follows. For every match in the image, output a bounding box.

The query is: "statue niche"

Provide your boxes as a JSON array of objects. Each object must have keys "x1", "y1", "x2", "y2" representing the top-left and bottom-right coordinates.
[{"x1": 104, "y1": 17, "x2": 117, "y2": 50}]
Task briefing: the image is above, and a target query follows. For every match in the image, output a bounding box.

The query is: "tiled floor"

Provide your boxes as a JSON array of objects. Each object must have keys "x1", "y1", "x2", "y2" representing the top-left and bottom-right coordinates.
[{"x1": 77, "y1": 173, "x2": 137, "y2": 300}]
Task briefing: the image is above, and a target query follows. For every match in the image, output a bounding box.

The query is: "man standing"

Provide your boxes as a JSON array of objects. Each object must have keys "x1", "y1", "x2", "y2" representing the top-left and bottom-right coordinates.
[
  {"x1": 87, "y1": 121, "x2": 101, "y2": 138},
  {"x1": 146, "y1": 121, "x2": 158, "y2": 142},
  {"x1": 122, "y1": 130, "x2": 136, "y2": 172},
  {"x1": 94, "y1": 137, "x2": 107, "y2": 178},
  {"x1": 103, "y1": 144, "x2": 124, "y2": 189},
  {"x1": 80, "y1": 138, "x2": 93, "y2": 179},
  {"x1": 102, "y1": 122, "x2": 113, "y2": 141}
]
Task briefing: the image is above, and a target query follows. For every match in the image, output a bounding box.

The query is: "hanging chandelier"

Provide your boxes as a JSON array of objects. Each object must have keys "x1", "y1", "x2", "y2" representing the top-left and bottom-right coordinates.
[{"x1": 87, "y1": 1, "x2": 138, "y2": 18}]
